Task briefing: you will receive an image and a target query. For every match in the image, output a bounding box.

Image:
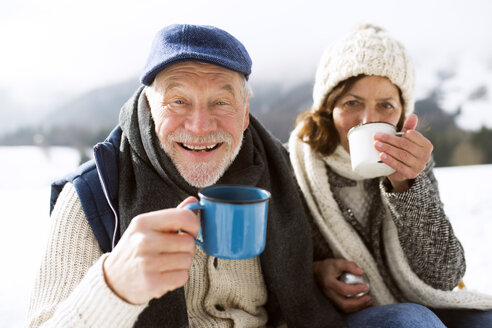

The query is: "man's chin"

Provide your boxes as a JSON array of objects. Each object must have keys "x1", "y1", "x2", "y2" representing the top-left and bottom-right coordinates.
[
  {"x1": 162, "y1": 135, "x2": 243, "y2": 187},
  {"x1": 178, "y1": 165, "x2": 225, "y2": 188}
]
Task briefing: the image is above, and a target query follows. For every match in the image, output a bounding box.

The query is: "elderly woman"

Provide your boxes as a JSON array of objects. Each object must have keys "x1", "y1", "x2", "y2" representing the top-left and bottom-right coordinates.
[{"x1": 289, "y1": 24, "x2": 492, "y2": 328}]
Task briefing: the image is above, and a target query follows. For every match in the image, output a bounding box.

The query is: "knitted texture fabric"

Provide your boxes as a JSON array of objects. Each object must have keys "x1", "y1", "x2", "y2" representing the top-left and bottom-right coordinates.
[
  {"x1": 289, "y1": 132, "x2": 397, "y2": 305},
  {"x1": 141, "y1": 24, "x2": 252, "y2": 85},
  {"x1": 27, "y1": 183, "x2": 268, "y2": 327},
  {"x1": 288, "y1": 128, "x2": 492, "y2": 310},
  {"x1": 184, "y1": 246, "x2": 268, "y2": 327},
  {"x1": 312, "y1": 24, "x2": 415, "y2": 114},
  {"x1": 337, "y1": 180, "x2": 372, "y2": 229},
  {"x1": 26, "y1": 184, "x2": 146, "y2": 327}
]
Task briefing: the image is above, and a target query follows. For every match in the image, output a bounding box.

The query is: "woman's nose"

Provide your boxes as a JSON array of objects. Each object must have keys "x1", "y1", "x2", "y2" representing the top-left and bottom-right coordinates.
[{"x1": 361, "y1": 108, "x2": 378, "y2": 124}]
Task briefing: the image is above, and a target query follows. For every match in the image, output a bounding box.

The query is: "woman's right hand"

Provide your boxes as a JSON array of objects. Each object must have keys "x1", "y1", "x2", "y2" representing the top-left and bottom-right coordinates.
[{"x1": 313, "y1": 258, "x2": 372, "y2": 313}]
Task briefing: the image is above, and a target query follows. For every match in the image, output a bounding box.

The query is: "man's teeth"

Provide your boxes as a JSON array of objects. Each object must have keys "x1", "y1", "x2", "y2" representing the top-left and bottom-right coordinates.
[{"x1": 182, "y1": 143, "x2": 218, "y2": 151}]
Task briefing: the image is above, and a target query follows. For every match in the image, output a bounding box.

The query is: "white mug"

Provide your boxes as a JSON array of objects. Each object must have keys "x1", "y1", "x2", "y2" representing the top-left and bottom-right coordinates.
[{"x1": 347, "y1": 122, "x2": 402, "y2": 179}]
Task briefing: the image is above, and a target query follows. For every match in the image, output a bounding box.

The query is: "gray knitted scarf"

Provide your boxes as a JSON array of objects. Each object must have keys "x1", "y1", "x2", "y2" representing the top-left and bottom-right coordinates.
[{"x1": 116, "y1": 87, "x2": 345, "y2": 328}]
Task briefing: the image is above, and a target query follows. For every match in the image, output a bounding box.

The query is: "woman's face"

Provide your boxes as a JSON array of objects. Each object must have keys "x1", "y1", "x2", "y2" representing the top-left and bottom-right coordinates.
[{"x1": 332, "y1": 75, "x2": 403, "y2": 153}]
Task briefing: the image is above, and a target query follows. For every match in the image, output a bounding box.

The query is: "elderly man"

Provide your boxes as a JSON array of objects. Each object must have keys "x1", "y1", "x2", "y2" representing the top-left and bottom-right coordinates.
[{"x1": 27, "y1": 25, "x2": 344, "y2": 327}]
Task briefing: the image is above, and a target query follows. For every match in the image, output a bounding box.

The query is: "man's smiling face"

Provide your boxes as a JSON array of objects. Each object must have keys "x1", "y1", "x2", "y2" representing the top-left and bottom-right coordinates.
[{"x1": 145, "y1": 61, "x2": 250, "y2": 187}]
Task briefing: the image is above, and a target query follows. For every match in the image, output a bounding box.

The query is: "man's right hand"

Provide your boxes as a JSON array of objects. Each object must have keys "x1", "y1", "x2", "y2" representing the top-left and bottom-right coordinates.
[
  {"x1": 103, "y1": 197, "x2": 200, "y2": 305},
  {"x1": 313, "y1": 258, "x2": 372, "y2": 313}
]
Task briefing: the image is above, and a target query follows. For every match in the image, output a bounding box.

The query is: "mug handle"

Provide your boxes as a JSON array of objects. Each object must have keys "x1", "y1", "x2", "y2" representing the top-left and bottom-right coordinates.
[{"x1": 184, "y1": 202, "x2": 204, "y2": 246}]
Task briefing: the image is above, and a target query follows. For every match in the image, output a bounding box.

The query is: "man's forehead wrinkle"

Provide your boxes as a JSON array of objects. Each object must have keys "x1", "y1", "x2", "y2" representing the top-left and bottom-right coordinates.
[
  {"x1": 161, "y1": 77, "x2": 238, "y2": 97},
  {"x1": 221, "y1": 84, "x2": 235, "y2": 92},
  {"x1": 164, "y1": 81, "x2": 182, "y2": 94}
]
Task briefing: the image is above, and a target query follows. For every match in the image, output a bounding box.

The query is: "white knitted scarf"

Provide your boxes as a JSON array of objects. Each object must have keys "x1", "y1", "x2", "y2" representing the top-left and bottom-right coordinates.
[{"x1": 288, "y1": 128, "x2": 492, "y2": 310}]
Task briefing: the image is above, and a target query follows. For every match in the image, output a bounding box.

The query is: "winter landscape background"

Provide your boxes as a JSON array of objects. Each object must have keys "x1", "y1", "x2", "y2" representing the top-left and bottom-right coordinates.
[
  {"x1": 1, "y1": 0, "x2": 492, "y2": 326},
  {"x1": 2, "y1": 1, "x2": 492, "y2": 167}
]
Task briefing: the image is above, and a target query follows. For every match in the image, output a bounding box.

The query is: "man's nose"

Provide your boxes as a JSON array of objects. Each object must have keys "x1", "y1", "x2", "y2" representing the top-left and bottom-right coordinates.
[{"x1": 185, "y1": 104, "x2": 217, "y2": 136}]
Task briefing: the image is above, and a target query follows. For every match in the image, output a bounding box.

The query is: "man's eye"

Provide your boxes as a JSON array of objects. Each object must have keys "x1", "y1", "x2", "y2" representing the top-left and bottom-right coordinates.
[
  {"x1": 381, "y1": 102, "x2": 394, "y2": 109},
  {"x1": 216, "y1": 101, "x2": 227, "y2": 105},
  {"x1": 175, "y1": 100, "x2": 185, "y2": 105}
]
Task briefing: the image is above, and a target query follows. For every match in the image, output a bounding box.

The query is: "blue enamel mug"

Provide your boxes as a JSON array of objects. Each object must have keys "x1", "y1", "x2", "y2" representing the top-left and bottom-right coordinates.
[{"x1": 184, "y1": 185, "x2": 271, "y2": 260}]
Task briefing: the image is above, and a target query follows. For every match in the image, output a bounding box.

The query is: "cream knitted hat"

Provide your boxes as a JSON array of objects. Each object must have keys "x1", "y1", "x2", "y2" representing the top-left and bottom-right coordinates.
[{"x1": 312, "y1": 24, "x2": 415, "y2": 114}]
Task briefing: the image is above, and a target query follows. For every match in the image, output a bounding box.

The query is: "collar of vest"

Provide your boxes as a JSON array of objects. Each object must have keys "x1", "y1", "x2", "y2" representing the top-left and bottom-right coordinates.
[
  {"x1": 50, "y1": 125, "x2": 122, "y2": 253},
  {"x1": 93, "y1": 125, "x2": 121, "y2": 210}
]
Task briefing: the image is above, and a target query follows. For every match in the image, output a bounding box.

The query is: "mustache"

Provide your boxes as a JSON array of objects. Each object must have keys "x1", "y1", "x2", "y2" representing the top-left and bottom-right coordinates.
[{"x1": 167, "y1": 130, "x2": 234, "y2": 145}]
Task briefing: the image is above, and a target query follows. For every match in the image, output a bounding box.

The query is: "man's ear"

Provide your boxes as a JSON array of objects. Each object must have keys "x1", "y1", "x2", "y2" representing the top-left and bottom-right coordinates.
[
  {"x1": 144, "y1": 86, "x2": 156, "y2": 112},
  {"x1": 243, "y1": 98, "x2": 250, "y2": 131}
]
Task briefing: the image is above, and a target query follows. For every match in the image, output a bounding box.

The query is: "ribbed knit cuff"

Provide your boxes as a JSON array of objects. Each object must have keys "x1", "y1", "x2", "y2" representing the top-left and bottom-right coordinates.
[{"x1": 53, "y1": 254, "x2": 148, "y2": 327}]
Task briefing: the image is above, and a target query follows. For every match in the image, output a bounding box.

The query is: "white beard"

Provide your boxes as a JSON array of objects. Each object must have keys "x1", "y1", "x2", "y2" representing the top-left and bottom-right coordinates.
[{"x1": 162, "y1": 130, "x2": 243, "y2": 188}]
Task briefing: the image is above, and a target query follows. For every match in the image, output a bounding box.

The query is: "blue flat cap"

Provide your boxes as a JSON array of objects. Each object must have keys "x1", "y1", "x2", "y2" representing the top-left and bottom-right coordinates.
[{"x1": 140, "y1": 24, "x2": 252, "y2": 85}]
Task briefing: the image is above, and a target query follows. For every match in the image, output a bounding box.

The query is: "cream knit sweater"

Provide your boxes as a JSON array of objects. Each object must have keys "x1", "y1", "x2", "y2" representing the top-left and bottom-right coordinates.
[{"x1": 27, "y1": 183, "x2": 268, "y2": 327}]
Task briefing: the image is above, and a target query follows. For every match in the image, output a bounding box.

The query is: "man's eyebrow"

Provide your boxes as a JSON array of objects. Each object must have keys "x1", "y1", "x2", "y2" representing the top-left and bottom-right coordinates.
[
  {"x1": 220, "y1": 84, "x2": 236, "y2": 97},
  {"x1": 165, "y1": 82, "x2": 182, "y2": 93}
]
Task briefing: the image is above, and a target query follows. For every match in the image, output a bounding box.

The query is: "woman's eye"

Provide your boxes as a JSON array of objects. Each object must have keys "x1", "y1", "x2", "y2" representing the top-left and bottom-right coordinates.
[
  {"x1": 345, "y1": 100, "x2": 359, "y2": 107},
  {"x1": 381, "y1": 102, "x2": 394, "y2": 109},
  {"x1": 175, "y1": 99, "x2": 185, "y2": 104}
]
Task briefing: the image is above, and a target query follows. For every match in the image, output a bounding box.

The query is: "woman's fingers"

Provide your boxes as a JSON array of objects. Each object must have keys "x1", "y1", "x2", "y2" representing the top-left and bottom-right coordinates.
[
  {"x1": 324, "y1": 283, "x2": 372, "y2": 313},
  {"x1": 375, "y1": 129, "x2": 433, "y2": 182},
  {"x1": 313, "y1": 259, "x2": 372, "y2": 313}
]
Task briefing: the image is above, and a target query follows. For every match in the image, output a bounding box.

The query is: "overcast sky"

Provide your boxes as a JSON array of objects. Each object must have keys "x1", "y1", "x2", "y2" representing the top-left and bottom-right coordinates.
[{"x1": 1, "y1": 0, "x2": 492, "y2": 111}]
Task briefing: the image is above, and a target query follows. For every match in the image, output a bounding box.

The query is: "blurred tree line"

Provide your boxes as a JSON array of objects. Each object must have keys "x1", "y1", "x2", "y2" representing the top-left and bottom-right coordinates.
[
  {"x1": 414, "y1": 91, "x2": 492, "y2": 166},
  {"x1": 1, "y1": 89, "x2": 491, "y2": 167}
]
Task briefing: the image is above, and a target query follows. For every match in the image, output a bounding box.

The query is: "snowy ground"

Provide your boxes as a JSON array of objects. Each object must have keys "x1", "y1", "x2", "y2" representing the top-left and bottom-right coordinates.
[
  {"x1": 0, "y1": 146, "x2": 81, "y2": 328},
  {"x1": 433, "y1": 165, "x2": 492, "y2": 295},
  {"x1": 0, "y1": 146, "x2": 491, "y2": 327}
]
